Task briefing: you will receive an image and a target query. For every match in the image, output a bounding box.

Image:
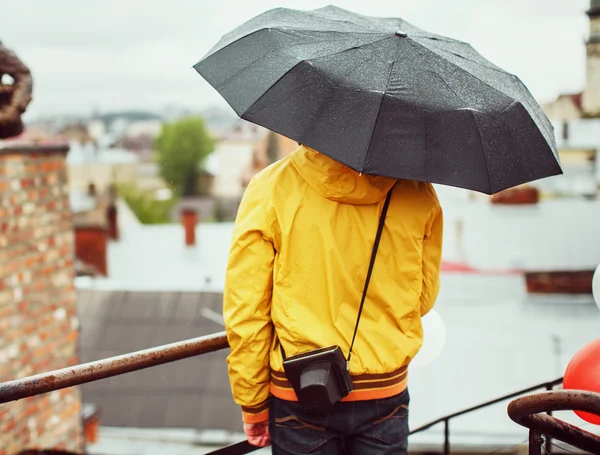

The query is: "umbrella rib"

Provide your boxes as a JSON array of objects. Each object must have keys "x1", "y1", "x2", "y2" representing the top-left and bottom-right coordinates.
[
  {"x1": 413, "y1": 39, "x2": 554, "y2": 146},
  {"x1": 407, "y1": 39, "x2": 505, "y2": 99},
  {"x1": 360, "y1": 44, "x2": 400, "y2": 173},
  {"x1": 246, "y1": 48, "x2": 386, "y2": 117},
  {"x1": 404, "y1": 40, "x2": 493, "y2": 191},
  {"x1": 215, "y1": 31, "x2": 389, "y2": 90},
  {"x1": 404, "y1": 39, "x2": 466, "y2": 105},
  {"x1": 297, "y1": 35, "x2": 393, "y2": 83},
  {"x1": 297, "y1": 46, "x2": 395, "y2": 134},
  {"x1": 400, "y1": 40, "x2": 471, "y2": 150},
  {"x1": 208, "y1": 26, "x2": 390, "y2": 59},
  {"x1": 413, "y1": 38, "x2": 505, "y2": 74},
  {"x1": 509, "y1": 79, "x2": 555, "y2": 145},
  {"x1": 469, "y1": 110, "x2": 493, "y2": 194},
  {"x1": 299, "y1": 6, "x2": 394, "y2": 30},
  {"x1": 304, "y1": 36, "x2": 394, "y2": 85},
  {"x1": 423, "y1": 111, "x2": 463, "y2": 150},
  {"x1": 408, "y1": 38, "x2": 537, "y2": 122}
]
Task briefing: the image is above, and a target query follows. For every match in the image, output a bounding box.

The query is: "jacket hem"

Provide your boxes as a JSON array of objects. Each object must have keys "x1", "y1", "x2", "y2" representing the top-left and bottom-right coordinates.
[{"x1": 269, "y1": 366, "x2": 408, "y2": 402}]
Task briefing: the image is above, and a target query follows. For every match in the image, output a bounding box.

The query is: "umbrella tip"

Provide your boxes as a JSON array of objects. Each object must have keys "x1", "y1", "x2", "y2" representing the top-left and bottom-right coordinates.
[{"x1": 395, "y1": 31, "x2": 408, "y2": 38}]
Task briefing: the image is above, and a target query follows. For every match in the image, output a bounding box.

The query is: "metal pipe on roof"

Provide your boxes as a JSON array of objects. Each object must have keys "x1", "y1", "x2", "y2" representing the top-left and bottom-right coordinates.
[
  {"x1": 508, "y1": 390, "x2": 600, "y2": 454},
  {"x1": 0, "y1": 331, "x2": 228, "y2": 405}
]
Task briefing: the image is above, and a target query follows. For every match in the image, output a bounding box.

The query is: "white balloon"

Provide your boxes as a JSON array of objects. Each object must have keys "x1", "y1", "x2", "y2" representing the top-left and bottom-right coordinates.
[
  {"x1": 411, "y1": 309, "x2": 447, "y2": 369},
  {"x1": 593, "y1": 264, "x2": 600, "y2": 311}
]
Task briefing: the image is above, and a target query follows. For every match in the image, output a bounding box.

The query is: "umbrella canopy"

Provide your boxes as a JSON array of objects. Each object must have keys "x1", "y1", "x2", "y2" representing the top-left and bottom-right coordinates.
[{"x1": 194, "y1": 6, "x2": 562, "y2": 194}]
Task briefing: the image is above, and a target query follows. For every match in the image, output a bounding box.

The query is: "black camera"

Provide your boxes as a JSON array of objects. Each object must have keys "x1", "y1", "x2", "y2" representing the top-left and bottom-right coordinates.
[{"x1": 282, "y1": 345, "x2": 353, "y2": 413}]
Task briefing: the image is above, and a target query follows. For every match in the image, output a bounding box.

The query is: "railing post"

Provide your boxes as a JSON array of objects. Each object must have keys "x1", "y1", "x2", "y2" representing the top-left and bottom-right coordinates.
[
  {"x1": 443, "y1": 419, "x2": 450, "y2": 455},
  {"x1": 529, "y1": 429, "x2": 543, "y2": 455},
  {"x1": 545, "y1": 383, "x2": 553, "y2": 455}
]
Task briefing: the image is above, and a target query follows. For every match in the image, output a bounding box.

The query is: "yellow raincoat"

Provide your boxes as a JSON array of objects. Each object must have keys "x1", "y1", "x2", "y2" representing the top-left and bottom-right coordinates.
[{"x1": 224, "y1": 145, "x2": 443, "y2": 423}]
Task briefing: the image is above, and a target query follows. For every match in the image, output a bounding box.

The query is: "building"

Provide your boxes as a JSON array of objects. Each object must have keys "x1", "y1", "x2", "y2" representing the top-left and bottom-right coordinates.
[
  {"x1": 541, "y1": 118, "x2": 600, "y2": 199},
  {"x1": 0, "y1": 141, "x2": 84, "y2": 453},
  {"x1": 240, "y1": 131, "x2": 298, "y2": 189},
  {"x1": 583, "y1": 0, "x2": 600, "y2": 115},
  {"x1": 544, "y1": 0, "x2": 600, "y2": 120},
  {"x1": 66, "y1": 141, "x2": 141, "y2": 194},
  {"x1": 542, "y1": 93, "x2": 584, "y2": 123}
]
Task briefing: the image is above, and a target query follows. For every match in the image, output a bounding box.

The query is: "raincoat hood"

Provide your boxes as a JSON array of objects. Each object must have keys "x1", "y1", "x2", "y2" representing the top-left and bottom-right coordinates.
[{"x1": 291, "y1": 145, "x2": 396, "y2": 205}]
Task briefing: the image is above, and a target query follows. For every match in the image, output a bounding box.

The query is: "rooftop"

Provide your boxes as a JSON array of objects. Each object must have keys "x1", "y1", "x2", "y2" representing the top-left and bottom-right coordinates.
[
  {"x1": 74, "y1": 186, "x2": 600, "y2": 451},
  {"x1": 78, "y1": 274, "x2": 600, "y2": 452},
  {"x1": 75, "y1": 187, "x2": 600, "y2": 293}
]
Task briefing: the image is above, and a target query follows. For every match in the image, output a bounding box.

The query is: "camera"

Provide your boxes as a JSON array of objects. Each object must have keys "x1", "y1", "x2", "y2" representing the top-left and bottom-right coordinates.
[{"x1": 282, "y1": 345, "x2": 353, "y2": 413}]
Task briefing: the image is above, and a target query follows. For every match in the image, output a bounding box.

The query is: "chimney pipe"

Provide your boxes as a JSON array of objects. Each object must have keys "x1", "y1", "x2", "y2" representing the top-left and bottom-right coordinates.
[
  {"x1": 106, "y1": 183, "x2": 118, "y2": 240},
  {"x1": 181, "y1": 208, "x2": 198, "y2": 247},
  {"x1": 106, "y1": 203, "x2": 118, "y2": 241}
]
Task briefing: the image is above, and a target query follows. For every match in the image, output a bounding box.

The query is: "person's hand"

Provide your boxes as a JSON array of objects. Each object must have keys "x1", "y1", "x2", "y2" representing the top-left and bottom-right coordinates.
[{"x1": 244, "y1": 421, "x2": 271, "y2": 447}]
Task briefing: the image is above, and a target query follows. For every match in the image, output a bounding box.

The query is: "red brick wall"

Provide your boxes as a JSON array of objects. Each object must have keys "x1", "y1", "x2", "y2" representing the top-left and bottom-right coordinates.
[{"x1": 0, "y1": 146, "x2": 83, "y2": 454}]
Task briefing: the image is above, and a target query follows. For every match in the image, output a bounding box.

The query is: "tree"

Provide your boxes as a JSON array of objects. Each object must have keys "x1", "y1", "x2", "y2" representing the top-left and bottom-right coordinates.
[
  {"x1": 155, "y1": 117, "x2": 214, "y2": 196},
  {"x1": 117, "y1": 182, "x2": 176, "y2": 224}
]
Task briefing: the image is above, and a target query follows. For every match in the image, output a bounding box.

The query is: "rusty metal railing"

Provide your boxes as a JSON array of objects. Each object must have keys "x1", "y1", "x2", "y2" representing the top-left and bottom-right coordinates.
[
  {"x1": 0, "y1": 332, "x2": 228, "y2": 404},
  {"x1": 0, "y1": 332, "x2": 598, "y2": 455},
  {"x1": 508, "y1": 390, "x2": 600, "y2": 455}
]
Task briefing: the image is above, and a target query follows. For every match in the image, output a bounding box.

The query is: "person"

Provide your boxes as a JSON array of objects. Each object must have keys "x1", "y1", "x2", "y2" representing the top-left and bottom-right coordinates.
[{"x1": 223, "y1": 143, "x2": 443, "y2": 454}]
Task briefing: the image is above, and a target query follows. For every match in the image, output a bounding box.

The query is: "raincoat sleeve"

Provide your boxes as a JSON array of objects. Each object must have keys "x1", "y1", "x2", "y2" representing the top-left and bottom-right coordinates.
[
  {"x1": 223, "y1": 177, "x2": 276, "y2": 424},
  {"x1": 420, "y1": 188, "x2": 443, "y2": 316}
]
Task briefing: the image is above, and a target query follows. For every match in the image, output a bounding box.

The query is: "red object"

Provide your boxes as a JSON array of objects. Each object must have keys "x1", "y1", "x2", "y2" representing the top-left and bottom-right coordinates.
[
  {"x1": 524, "y1": 270, "x2": 594, "y2": 294},
  {"x1": 440, "y1": 260, "x2": 520, "y2": 275},
  {"x1": 84, "y1": 412, "x2": 100, "y2": 443},
  {"x1": 491, "y1": 186, "x2": 539, "y2": 205},
  {"x1": 564, "y1": 338, "x2": 600, "y2": 425},
  {"x1": 74, "y1": 227, "x2": 108, "y2": 276},
  {"x1": 181, "y1": 209, "x2": 198, "y2": 246}
]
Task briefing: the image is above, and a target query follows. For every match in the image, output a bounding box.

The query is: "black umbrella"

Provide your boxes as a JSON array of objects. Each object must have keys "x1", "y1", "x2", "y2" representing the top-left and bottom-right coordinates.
[{"x1": 194, "y1": 6, "x2": 562, "y2": 194}]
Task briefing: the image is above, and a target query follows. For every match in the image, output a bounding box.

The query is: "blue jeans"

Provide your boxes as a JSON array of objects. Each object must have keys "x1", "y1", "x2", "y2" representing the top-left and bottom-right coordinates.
[{"x1": 269, "y1": 389, "x2": 409, "y2": 454}]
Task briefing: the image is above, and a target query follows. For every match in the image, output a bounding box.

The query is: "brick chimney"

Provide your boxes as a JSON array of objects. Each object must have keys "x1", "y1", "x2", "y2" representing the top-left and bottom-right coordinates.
[
  {"x1": 181, "y1": 208, "x2": 198, "y2": 247},
  {"x1": 0, "y1": 144, "x2": 84, "y2": 452}
]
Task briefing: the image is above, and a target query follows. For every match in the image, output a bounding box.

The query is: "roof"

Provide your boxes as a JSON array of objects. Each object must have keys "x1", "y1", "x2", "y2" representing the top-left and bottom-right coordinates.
[
  {"x1": 76, "y1": 188, "x2": 600, "y2": 294},
  {"x1": 77, "y1": 275, "x2": 600, "y2": 450},
  {"x1": 66, "y1": 141, "x2": 140, "y2": 166},
  {"x1": 541, "y1": 93, "x2": 584, "y2": 122},
  {"x1": 78, "y1": 290, "x2": 241, "y2": 432},
  {"x1": 552, "y1": 118, "x2": 600, "y2": 150},
  {"x1": 442, "y1": 197, "x2": 600, "y2": 271}
]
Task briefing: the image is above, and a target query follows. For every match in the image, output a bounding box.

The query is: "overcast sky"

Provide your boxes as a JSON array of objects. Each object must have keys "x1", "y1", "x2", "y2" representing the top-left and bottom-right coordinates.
[{"x1": 0, "y1": 0, "x2": 592, "y2": 120}]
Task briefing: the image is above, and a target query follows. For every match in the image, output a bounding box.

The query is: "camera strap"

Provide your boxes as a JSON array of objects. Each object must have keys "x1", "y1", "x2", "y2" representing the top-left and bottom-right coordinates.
[
  {"x1": 279, "y1": 189, "x2": 393, "y2": 362},
  {"x1": 346, "y1": 188, "x2": 392, "y2": 365}
]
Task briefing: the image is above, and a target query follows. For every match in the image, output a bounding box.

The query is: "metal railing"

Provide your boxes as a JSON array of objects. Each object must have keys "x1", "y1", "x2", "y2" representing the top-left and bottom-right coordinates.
[
  {"x1": 408, "y1": 377, "x2": 564, "y2": 455},
  {"x1": 0, "y1": 332, "x2": 596, "y2": 454},
  {"x1": 0, "y1": 332, "x2": 228, "y2": 404},
  {"x1": 508, "y1": 390, "x2": 600, "y2": 455}
]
